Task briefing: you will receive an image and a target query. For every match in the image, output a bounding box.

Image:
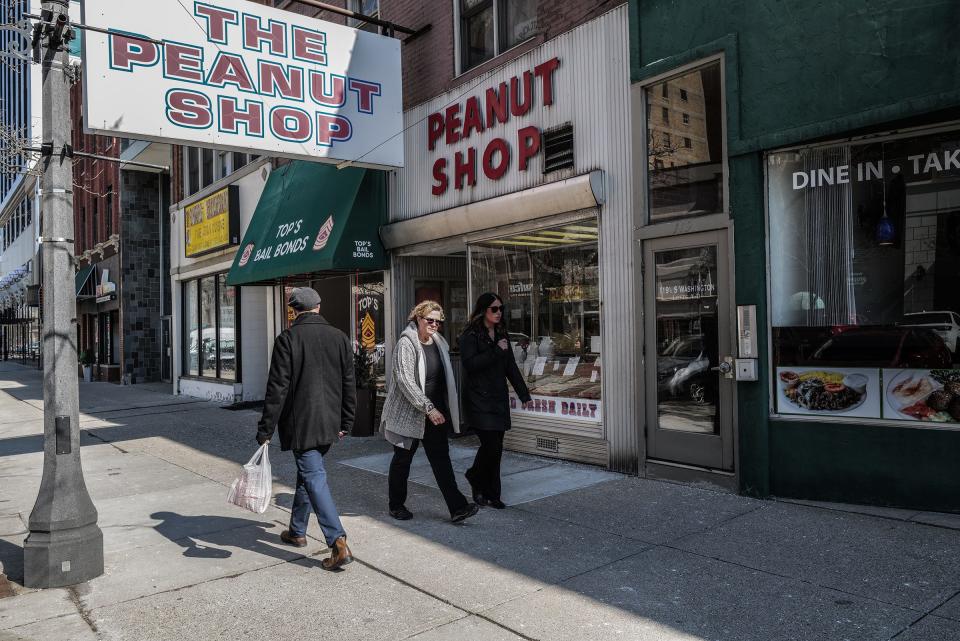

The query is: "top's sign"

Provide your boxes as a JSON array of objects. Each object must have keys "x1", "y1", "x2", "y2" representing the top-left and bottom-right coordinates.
[{"x1": 81, "y1": 0, "x2": 403, "y2": 167}]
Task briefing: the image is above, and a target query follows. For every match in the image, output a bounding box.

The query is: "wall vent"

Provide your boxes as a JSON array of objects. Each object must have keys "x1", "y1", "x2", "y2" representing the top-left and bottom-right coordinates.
[
  {"x1": 536, "y1": 436, "x2": 560, "y2": 453},
  {"x1": 542, "y1": 124, "x2": 574, "y2": 173}
]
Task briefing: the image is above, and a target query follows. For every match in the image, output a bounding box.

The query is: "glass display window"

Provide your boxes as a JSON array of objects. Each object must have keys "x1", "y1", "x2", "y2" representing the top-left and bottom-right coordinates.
[
  {"x1": 470, "y1": 218, "x2": 602, "y2": 423},
  {"x1": 181, "y1": 273, "x2": 240, "y2": 381},
  {"x1": 767, "y1": 127, "x2": 960, "y2": 425}
]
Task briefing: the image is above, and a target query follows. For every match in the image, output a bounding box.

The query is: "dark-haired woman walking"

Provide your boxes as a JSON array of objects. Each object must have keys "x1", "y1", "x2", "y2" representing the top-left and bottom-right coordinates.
[{"x1": 458, "y1": 292, "x2": 532, "y2": 508}]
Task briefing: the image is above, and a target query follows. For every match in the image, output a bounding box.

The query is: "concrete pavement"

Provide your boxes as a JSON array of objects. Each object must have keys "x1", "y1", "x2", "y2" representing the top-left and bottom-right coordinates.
[{"x1": 0, "y1": 361, "x2": 958, "y2": 641}]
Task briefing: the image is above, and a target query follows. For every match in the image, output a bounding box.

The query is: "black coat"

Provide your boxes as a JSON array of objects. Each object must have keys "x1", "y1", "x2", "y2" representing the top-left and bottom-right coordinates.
[
  {"x1": 458, "y1": 327, "x2": 531, "y2": 430},
  {"x1": 257, "y1": 313, "x2": 356, "y2": 451}
]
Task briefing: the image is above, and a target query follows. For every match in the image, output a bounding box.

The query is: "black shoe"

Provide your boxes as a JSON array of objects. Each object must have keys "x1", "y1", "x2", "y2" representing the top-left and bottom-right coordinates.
[
  {"x1": 390, "y1": 506, "x2": 413, "y2": 520},
  {"x1": 450, "y1": 503, "x2": 479, "y2": 523},
  {"x1": 486, "y1": 499, "x2": 506, "y2": 509},
  {"x1": 465, "y1": 473, "x2": 489, "y2": 506}
]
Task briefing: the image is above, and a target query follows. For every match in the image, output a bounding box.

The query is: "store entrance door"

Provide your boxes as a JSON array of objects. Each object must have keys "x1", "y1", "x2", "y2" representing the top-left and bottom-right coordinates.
[{"x1": 643, "y1": 230, "x2": 734, "y2": 470}]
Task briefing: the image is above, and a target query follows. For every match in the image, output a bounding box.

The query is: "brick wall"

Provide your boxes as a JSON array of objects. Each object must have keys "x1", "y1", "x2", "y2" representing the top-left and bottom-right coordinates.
[
  {"x1": 277, "y1": 0, "x2": 625, "y2": 109},
  {"x1": 70, "y1": 82, "x2": 120, "y2": 256},
  {"x1": 120, "y1": 170, "x2": 164, "y2": 382}
]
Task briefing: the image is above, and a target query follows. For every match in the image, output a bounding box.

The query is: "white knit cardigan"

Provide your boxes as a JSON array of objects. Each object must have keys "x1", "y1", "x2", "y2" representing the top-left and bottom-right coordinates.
[{"x1": 379, "y1": 323, "x2": 461, "y2": 439}]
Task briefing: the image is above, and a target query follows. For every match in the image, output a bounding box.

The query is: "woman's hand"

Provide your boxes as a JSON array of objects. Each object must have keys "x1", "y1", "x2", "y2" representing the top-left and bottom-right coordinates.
[
  {"x1": 427, "y1": 409, "x2": 446, "y2": 425},
  {"x1": 497, "y1": 339, "x2": 509, "y2": 351}
]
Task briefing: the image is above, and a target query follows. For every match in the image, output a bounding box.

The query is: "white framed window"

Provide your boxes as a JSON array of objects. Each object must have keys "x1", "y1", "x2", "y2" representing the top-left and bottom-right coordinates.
[
  {"x1": 183, "y1": 147, "x2": 255, "y2": 197},
  {"x1": 454, "y1": 0, "x2": 537, "y2": 75},
  {"x1": 348, "y1": 0, "x2": 380, "y2": 33}
]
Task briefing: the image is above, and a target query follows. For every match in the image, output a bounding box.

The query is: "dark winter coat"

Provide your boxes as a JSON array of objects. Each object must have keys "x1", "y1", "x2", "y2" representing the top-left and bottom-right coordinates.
[
  {"x1": 458, "y1": 327, "x2": 531, "y2": 430},
  {"x1": 257, "y1": 313, "x2": 356, "y2": 451}
]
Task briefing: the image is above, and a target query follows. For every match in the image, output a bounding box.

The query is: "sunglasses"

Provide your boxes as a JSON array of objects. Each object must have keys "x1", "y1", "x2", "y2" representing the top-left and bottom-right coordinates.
[
  {"x1": 488, "y1": 305, "x2": 504, "y2": 313},
  {"x1": 422, "y1": 317, "x2": 443, "y2": 326}
]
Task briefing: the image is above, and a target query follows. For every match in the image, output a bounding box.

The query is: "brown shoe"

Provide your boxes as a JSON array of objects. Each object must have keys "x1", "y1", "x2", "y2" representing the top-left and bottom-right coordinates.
[
  {"x1": 280, "y1": 530, "x2": 307, "y2": 548},
  {"x1": 321, "y1": 536, "x2": 353, "y2": 571}
]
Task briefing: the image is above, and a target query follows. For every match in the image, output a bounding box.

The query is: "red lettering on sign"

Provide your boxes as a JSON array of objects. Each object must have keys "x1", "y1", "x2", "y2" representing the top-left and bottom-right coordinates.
[
  {"x1": 427, "y1": 113, "x2": 444, "y2": 151},
  {"x1": 316, "y1": 113, "x2": 352, "y2": 146},
  {"x1": 445, "y1": 104, "x2": 462, "y2": 145},
  {"x1": 220, "y1": 97, "x2": 263, "y2": 136},
  {"x1": 309, "y1": 71, "x2": 345, "y2": 107},
  {"x1": 164, "y1": 43, "x2": 203, "y2": 82},
  {"x1": 534, "y1": 57, "x2": 560, "y2": 106},
  {"x1": 243, "y1": 14, "x2": 286, "y2": 56},
  {"x1": 518, "y1": 126, "x2": 541, "y2": 171},
  {"x1": 272, "y1": 107, "x2": 311, "y2": 142},
  {"x1": 510, "y1": 71, "x2": 533, "y2": 117},
  {"x1": 454, "y1": 148, "x2": 476, "y2": 190},
  {"x1": 292, "y1": 26, "x2": 327, "y2": 65},
  {"x1": 166, "y1": 90, "x2": 212, "y2": 128},
  {"x1": 208, "y1": 53, "x2": 255, "y2": 91},
  {"x1": 194, "y1": 4, "x2": 237, "y2": 43},
  {"x1": 462, "y1": 96, "x2": 484, "y2": 139},
  {"x1": 482, "y1": 138, "x2": 510, "y2": 180},
  {"x1": 485, "y1": 82, "x2": 509, "y2": 127},
  {"x1": 260, "y1": 61, "x2": 303, "y2": 100},
  {"x1": 110, "y1": 34, "x2": 159, "y2": 71},
  {"x1": 432, "y1": 158, "x2": 448, "y2": 195}
]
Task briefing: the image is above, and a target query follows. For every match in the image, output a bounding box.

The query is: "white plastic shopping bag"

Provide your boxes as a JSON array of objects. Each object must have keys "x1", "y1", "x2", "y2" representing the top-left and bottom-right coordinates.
[{"x1": 227, "y1": 444, "x2": 272, "y2": 514}]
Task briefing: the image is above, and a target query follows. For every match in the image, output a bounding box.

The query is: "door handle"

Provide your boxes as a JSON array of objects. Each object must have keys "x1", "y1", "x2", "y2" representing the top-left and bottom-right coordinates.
[{"x1": 711, "y1": 356, "x2": 734, "y2": 378}]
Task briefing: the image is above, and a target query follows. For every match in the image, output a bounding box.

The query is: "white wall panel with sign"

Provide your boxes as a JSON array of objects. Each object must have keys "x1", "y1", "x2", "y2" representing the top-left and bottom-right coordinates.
[{"x1": 81, "y1": 0, "x2": 403, "y2": 167}]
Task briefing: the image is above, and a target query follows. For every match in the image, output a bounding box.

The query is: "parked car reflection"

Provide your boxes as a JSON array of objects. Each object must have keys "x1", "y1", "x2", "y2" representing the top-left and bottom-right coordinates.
[
  {"x1": 810, "y1": 326, "x2": 951, "y2": 368},
  {"x1": 657, "y1": 335, "x2": 713, "y2": 404}
]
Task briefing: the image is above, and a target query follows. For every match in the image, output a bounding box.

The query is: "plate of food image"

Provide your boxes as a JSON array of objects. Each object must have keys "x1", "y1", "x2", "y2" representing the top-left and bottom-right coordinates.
[
  {"x1": 779, "y1": 370, "x2": 868, "y2": 414},
  {"x1": 886, "y1": 369, "x2": 960, "y2": 423}
]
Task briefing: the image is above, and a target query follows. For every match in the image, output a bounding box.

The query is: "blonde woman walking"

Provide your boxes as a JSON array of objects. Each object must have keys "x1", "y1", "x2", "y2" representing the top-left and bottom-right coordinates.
[{"x1": 380, "y1": 301, "x2": 478, "y2": 523}]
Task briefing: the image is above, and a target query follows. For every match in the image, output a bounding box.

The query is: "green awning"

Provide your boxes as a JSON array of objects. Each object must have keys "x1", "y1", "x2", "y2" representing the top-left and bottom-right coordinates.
[
  {"x1": 226, "y1": 161, "x2": 387, "y2": 286},
  {"x1": 75, "y1": 264, "x2": 95, "y2": 297}
]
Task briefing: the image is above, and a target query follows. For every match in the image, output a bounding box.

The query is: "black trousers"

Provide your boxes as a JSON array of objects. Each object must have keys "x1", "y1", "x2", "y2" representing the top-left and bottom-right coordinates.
[
  {"x1": 388, "y1": 420, "x2": 468, "y2": 515},
  {"x1": 466, "y1": 429, "x2": 505, "y2": 501}
]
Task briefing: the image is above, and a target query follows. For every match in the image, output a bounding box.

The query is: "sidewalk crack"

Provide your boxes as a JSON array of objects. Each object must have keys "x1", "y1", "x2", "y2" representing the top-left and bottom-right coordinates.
[{"x1": 68, "y1": 586, "x2": 102, "y2": 640}]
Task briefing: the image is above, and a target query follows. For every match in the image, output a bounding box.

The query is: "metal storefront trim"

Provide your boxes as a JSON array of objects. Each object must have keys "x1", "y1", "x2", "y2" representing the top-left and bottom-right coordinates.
[{"x1": 381, "y1": 171, "x2": 605, "y2": 250}]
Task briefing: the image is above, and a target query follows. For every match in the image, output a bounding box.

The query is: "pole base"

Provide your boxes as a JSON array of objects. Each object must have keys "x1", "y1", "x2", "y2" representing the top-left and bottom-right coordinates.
[{"x1": 23, "y1": 523, "x2": 104, "y2": 588}]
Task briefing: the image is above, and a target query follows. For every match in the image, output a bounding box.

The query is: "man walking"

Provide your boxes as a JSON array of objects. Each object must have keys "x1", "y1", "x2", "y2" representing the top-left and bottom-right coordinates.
[{"x1": 257, "y1": 287, "x2": 355, "y2": 570}]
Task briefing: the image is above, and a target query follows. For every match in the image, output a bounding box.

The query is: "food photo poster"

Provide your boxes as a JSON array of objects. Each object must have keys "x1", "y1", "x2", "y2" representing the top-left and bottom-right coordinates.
[
  {"x1": 776, "y1": 367, "x2": 882, "y2": 419},
  {"x1": 882, "y1": 369, "x2": 960, "y2": 426}
]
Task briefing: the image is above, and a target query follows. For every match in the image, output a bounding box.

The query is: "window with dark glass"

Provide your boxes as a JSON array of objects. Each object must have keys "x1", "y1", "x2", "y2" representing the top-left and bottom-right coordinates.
[
  {"x1": 201, "y1": 148, "x2": 214, "y2": 190},
  {"x1": 645, "y1": 61, "x2": 724, "y2": 223},
  {"x1": 459, "y1": 0, "x2": 536, "y2": 73},
  {"x1": 470, "y1": 219, "x2": 602, "y2": 423},
  {"x1": 106, "y1": 187, "x2": 113, "y2": 237},
  {"x1": 767, "y1": 128, "x2": 960, "y2": 425},
  {"x1": 182, "y1": 274, "x2": 240, "y2": 380},
  {"x1": 348, "y1": 0, "x2": 380, "y2": 33},
  {"x1": 92, "y1": 198, "x2": 99, "y2": 245},
  {"x1": 186, "y1": 148, "x2": 199, "y2": 196}
]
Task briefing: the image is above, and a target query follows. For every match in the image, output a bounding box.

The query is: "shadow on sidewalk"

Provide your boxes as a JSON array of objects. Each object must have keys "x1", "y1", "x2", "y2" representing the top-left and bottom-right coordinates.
[
  {"x1": 150, "y1": 512, "x2": 319, "y2": 566},
  {"x1": 0, "y1": 537, "x2": 24, "y2": 584}
]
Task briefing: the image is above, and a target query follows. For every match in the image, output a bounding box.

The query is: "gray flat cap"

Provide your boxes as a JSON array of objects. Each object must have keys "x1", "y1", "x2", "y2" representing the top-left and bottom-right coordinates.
[{"x1": 288, "y1": 287, "x2": 321, "y2": 312}]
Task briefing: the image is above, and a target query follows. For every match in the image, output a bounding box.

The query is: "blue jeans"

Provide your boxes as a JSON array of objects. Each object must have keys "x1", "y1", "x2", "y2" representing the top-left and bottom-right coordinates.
[{"x1": 289, "y1": 447, "x2": 346, "y2": 546}]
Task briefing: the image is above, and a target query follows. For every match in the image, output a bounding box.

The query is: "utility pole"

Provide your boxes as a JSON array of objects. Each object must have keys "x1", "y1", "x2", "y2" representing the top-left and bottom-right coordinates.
[{"x1": 23, "y1": 0, "x2": 103, "y2": 588}]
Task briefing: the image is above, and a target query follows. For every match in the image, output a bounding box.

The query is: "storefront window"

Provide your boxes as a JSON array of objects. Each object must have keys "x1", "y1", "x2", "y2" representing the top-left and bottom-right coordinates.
[
  {"x1": 768, "y1": 128, "x2": 960, "y2": 425},
  {"x1": 353, "y1": 273, "x2": 385, "y2": 390},
  {"x1": 470, "y1": 219, "x2": 602, "y2": 423},
  {"x1": 184, "y1": 279, "x2": 199, "y2": 376},
  {"x1": 645, "y1": 61, "x2": 724, "y2": 222},
  {"x1": 199, "y1": 277, "x2": 217, "y2": 376},
  {"x1": 182, "y1": 274, "x2": 240, "y2": 380},
  {"x1": 218, "y1": 274, "x2": 237, "y2": 381}
]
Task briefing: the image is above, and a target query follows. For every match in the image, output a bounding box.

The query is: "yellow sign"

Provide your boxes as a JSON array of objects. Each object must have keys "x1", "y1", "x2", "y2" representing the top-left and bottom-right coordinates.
[{"x1": 185, "y1": 186, "x2": 237, "y2": 257}]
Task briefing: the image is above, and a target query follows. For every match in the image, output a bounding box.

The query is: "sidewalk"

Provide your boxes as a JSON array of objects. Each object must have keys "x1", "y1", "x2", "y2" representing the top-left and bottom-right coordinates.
[{"x1": 0, "y1": 362, "x2": 958, "y2": 641}]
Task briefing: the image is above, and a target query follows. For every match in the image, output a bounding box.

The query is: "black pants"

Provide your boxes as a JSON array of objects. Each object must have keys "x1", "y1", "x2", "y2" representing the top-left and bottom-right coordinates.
[
  {"x1": 466, "y1": 429, "x2": 505, "y2": 501},
  {"x1": 388, "y1": 420, "x2": 468, "y2": 515}
]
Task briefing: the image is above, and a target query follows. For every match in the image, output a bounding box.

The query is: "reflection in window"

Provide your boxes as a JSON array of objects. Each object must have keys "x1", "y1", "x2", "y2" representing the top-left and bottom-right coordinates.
[
  {"x1": 184, "y1": 280, "x2": 199, "y2": 376},
  {"x1": 470, "y1": 219, "x2": 602, "y2": 422},
  {"x1": 459, "y1": 0, "x2": 537, "y2": 73},
  {"x1": 354, "y1": 273, "x2": 386, "y2": 390},
  {"x1": 218, "y1": 274, "x2": 237, "y2": 381},
  {"x1": 200, "y1": 277, "x2": 217, "y2": 376},
  {"x1": 768, "y1": 128, "x2": 960, "y2": 424},
  {"x1": 645, "y1": 61, "x2": 724, "y2": 222}
]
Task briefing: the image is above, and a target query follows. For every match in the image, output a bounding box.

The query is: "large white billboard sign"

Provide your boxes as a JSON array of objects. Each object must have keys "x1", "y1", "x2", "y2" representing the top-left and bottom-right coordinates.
[{"x1": 81, "y1": 0, "x2": 403, "y2": 167}]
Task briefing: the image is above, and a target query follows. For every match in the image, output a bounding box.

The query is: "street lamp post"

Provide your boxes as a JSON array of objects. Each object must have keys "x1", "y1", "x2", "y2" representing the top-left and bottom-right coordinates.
[{"x1": 23, "y1": 0, "x2": 103, "y2": 589}]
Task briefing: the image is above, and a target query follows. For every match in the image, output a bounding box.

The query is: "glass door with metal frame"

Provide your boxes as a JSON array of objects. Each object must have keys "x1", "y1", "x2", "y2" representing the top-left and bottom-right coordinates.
[{"x1": 643, "y1": 230, "x2": 734, "y2": 470}]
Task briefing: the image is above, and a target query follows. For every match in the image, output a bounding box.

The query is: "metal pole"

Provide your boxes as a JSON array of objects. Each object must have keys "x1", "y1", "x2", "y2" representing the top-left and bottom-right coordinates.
[{"x1": 23, "y1": 0, "x2": 104, "y2": 589}]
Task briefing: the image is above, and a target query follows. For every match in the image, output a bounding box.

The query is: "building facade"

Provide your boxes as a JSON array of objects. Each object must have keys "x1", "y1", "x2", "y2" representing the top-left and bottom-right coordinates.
[{"x1": 629, "y1": 0, "x2": 960, "y2": 511}]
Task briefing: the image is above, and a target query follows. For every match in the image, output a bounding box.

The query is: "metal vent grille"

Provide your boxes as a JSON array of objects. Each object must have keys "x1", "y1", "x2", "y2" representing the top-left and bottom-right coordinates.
[
  {"x1": 536, "y1": 436, "x2": 560, "y2": 453},
  {"x1": 542, "y1": 124, "x2": 574, "y2": 173}
]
